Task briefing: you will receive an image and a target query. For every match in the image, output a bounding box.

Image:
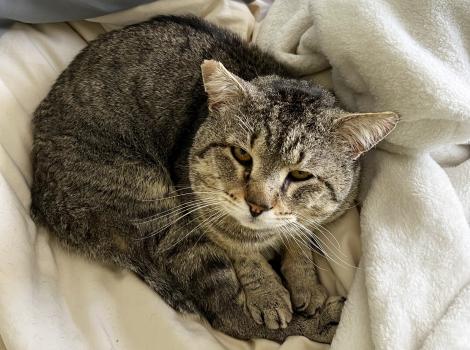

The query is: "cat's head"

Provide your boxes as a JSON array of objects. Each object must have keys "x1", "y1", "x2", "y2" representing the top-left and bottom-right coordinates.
[{"x1": 189, "y1": 60, "x2": 398, "y2": 241}]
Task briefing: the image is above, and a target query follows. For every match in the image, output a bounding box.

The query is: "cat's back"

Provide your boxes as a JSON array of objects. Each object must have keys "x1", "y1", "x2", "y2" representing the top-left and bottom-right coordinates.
[
  {"x1": 33, "y1": 16, "x2": 285, "y2": 153},
  {"x1": 30, "y1": 16, "x2": 285, "y2": 231}
]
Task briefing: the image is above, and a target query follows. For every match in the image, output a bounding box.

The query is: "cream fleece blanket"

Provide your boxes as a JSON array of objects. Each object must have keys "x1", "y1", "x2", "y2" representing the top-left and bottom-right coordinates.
[
  {"x1": 256, "y1": 0, "x2": 470, "y2": 349},
  {"x1": 0, "y1": 1, "x2": 360, "y2": 349}
]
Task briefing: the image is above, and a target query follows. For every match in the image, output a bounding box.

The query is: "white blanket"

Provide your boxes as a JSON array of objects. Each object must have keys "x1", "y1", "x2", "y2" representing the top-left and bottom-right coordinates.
[
  {"x1": 256, "y1": 0, "x2": 470, "y2": 349},
  {"x1": 0, "y1": 1, "x2": 361, "y2": 349}
]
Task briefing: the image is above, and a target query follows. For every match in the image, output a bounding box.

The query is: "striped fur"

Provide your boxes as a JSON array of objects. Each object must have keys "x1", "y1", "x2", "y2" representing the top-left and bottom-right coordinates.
[{"x1": 31, "y1": 16, "x2": 397, "y2": 343}]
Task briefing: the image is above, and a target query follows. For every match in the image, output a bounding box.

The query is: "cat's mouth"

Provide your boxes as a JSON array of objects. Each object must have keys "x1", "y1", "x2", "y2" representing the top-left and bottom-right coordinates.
[
  {"x1": 222, "y1": 204, "x2": 292, "y2": 231},
  {"x1": 197, "y1": 193, "x2": 293, "y2": 232}
]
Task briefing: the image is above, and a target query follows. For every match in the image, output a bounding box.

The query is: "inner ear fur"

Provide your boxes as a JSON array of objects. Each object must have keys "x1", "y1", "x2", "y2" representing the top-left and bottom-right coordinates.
[{"x1": 334, "y1": 111, "x2": 399, "y2": 159}]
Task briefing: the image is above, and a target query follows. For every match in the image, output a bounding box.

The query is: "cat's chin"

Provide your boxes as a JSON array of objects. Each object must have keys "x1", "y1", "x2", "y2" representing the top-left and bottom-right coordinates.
[{"x1": 234, "y1": 215, "x2": 287, "y2": 231}]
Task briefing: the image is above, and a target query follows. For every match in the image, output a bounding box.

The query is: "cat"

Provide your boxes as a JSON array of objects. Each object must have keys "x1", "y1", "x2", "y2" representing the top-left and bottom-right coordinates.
[{"x1": 31, "y1": 15, "x2": 398, "y2": 343}]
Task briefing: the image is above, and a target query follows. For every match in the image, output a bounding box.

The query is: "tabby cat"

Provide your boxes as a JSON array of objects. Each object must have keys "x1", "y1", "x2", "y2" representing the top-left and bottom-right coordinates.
[{"x1": 31, "y1": 16, "x2": 398, "y2": 343}]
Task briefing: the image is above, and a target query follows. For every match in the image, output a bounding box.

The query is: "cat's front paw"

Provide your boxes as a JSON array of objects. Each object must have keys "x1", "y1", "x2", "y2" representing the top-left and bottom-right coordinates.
[
  {"x1": 243, "y1": 283, "x2": 293, "y2": 330},
  {"x1": 281, "y1": 262, "x2": 328, "y2": 316},
  {"x1": 293, "y1": 281, "x2": 329, "y2": 317}
]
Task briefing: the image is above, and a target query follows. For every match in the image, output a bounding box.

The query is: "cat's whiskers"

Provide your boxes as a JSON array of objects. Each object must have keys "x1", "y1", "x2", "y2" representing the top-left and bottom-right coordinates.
[
  {"x1": 275, "y1": 227, "x2": 288, "y2": 251},
  {"x1": 297, "y1": 214, "x2": 343, "y2": 254},
  {"x1": 269, "y1": 200, "x2": 308, "y2": 257},
  {"x1": 160, "y1": 208, "x2": 224, "y2": 252},
  {"x1": 133, "y1": 198, "x2": 221, "y2": 224},
  {"x1": 189, "y1": 209, "x2": 228, "y2": 251},
  {"x1": 297, "y1": 215, "x2": 352, "y2": 265},
  {"x1": 293, "y1": 222, "x2": 357, "y2": 269},
  {"x1": 136, "y1": 204, "x2": 220, "y2": 241},
  {"x1": 138, "y1": 191, "x2": 221, "y2": 202},
  {"x1": 278, "y1": 223, "x2": 326, "y2": 271},
  {"x1": 292, "y1": 222, "x2": 340, "y2": 260},
  {"x1": 271, "y1": 200, "x2": 317, "y2": 263},
  {"x1": 138, "y1": 182, "x2": 226, "y2": 201},
  {"x1": 289, "y1": 221, "x2": 347, "y2": 269},
  {"x1": 288, "y1": 223, "x2": 322, "y2": 252},
  {"x1": 264, "y1": 230, "x2": 288, "y2": 260},
  {"x1": 134, "y1": 199, "x2": 224, "y2": 239},
  {"x1": 276, "y1": 224, "x2": 300, "y2": 251}
]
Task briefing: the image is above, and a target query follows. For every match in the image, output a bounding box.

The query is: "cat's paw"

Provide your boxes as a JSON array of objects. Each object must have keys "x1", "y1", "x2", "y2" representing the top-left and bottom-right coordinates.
[
  {"x1": 322, "y1": 296, "x2": 345, "y2": 325},
  {"x1": 281, "y1": 263, "x2": 328, "y2": 316},
  {"x1": 293, "y1": 282, "x2": 328, "y2": 316},
  {"x1": 303, "y1": 296, "x2": 345, "y2": 343},
  {"x1": 316, "y1": 296, "x2": 345, "y2": 342},
  {"x1": 243, "y1": 283, "x2": 293, "y2": 330}
]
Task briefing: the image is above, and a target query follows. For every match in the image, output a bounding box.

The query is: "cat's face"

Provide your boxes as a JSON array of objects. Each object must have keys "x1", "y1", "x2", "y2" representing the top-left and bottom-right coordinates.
[{"x1": 189, "y1": 60, "x2": 398, "y2": 239}]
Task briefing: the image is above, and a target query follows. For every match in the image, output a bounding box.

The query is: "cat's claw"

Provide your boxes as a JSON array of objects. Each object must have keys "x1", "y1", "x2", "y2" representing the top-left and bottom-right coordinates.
[
  {"x1": 321, "y1": 296, "x2": 345, "y2": 325},
  {"x1": 303, "y1": 297, "x2": 345, "y2": 343},
  {"x1": 244, "y1": 285, "x2": 293, "y2": 330},
  {"x1": 281, "y1": 261, "x2": 329, "y2": 317},
  {"x1": 294, "y1": 283, "x2": 329, "y2": 317}
]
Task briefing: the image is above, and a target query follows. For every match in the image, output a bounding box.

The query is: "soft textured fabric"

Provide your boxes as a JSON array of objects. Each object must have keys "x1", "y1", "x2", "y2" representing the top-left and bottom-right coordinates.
[
  {"x1": 0, "y1": 1, "x2": 361, "y2": 349},
  {"x1": 256, "y1": 0, "x2": 470, "y2": 349}
]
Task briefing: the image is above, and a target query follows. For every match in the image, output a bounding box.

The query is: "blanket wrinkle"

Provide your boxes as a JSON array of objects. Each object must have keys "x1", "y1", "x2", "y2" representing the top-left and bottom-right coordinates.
[{"x1": 257, "y1": 0, "x2": 470, "y2": 349}]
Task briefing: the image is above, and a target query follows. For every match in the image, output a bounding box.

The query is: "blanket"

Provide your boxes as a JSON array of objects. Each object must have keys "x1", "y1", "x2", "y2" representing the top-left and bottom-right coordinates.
[
  {"x1": 256, "y1": 0, "x2": 470, "y2": 349},
  {"x1": 0, "y1": 1, "x2": 361, "y2": 349}
]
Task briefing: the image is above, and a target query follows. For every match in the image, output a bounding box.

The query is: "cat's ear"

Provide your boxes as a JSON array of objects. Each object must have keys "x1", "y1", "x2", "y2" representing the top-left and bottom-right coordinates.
[
  {"x1": 201, "y1": 60, "x2": 248, "y2": 112},
  {"x1": 334, "y1": 112, "x2": 399, "y2": 159}
]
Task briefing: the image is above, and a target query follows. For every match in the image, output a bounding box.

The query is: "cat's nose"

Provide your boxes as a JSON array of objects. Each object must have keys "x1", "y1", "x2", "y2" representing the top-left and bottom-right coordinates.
[{"x1": 245, "y1": 200, "x2": 270, "y2": 217}]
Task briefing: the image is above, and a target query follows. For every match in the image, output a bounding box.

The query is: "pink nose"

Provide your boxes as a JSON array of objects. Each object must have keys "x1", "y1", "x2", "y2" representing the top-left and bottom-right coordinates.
[{"x1": 245, "y1": 200, "x2": 270, "y2": 217}]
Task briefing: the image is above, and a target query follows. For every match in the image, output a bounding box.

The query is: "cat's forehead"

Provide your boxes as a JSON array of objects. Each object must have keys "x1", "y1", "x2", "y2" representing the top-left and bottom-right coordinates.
[
  {"x1": 229, "y1": 76, "x2": 337, "y2": 164},
  {"x1": 252, "y1": 106, "x2": 323, "y2": 155},
  {"x1": 249, "y1": 80, "x2": 334, "y2": 135},
  {"x1": 254, "y1": 76, "x2": 336, "y2": 112},
  {"x1": 250, "y1": 124, "x2": 317, "y2": 166}
]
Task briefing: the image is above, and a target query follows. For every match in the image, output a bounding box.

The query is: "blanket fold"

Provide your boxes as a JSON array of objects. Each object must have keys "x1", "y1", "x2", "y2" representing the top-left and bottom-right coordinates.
[{"x1": 257, "y1": 0, "x2": 470, "y2": 349}]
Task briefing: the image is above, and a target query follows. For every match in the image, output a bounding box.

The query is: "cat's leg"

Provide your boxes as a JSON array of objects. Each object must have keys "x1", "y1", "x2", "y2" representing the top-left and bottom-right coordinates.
[
  {"x1": 230, "y1": 253, "x2": 292, "y2": 329},
  {"x1": 280, "y1": 241, "x2": 344, "y2": 319},
  {"x1": 157, "y1": 231, "x2": 341, "y2": 343}
]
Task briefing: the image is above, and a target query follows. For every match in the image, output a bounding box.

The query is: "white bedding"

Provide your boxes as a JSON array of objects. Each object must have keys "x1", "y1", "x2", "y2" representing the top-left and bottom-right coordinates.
[
  {"x1": 256, "y1": 0, "x2": 470, "y2": 349},
  {"x1": 0, "y1": 1, "x2": 361, "y2": 349}
]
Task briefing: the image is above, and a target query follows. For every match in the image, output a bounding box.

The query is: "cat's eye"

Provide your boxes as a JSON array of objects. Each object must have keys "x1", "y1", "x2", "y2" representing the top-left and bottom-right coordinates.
[
  {"x1": 288, "y1": 170, "x2": 313, "y2": 181},
  {"x1": 231, "y1": 146, "x2": 252, "y2": 165}
]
